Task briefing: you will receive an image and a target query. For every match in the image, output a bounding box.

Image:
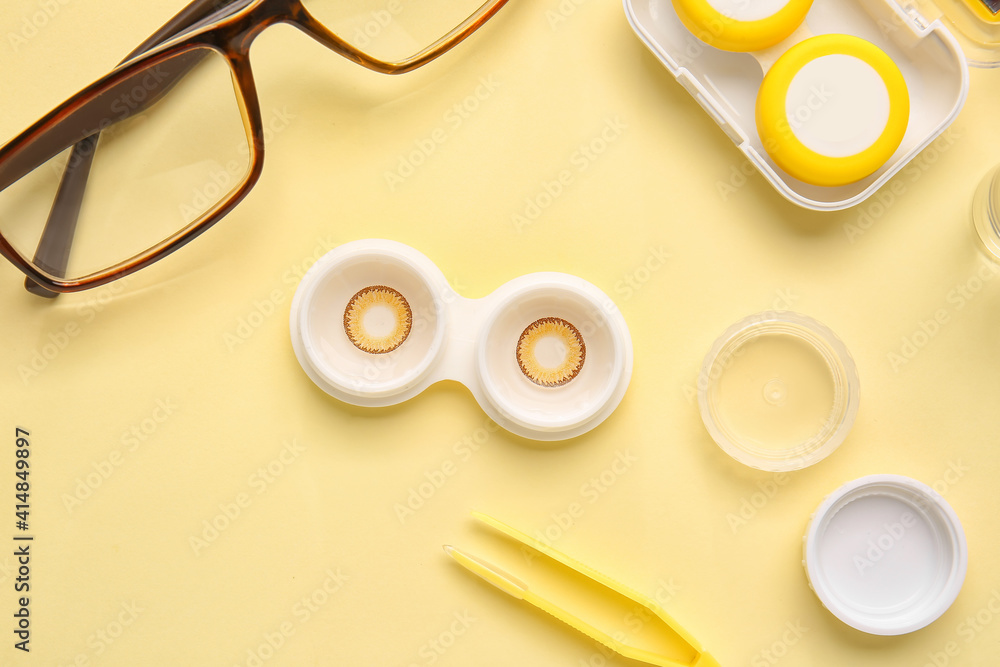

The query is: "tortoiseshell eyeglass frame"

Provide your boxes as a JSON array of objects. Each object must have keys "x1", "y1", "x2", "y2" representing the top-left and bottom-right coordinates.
[{"x1": 0, "y1": 0, "x2": 511, "y2": 297}]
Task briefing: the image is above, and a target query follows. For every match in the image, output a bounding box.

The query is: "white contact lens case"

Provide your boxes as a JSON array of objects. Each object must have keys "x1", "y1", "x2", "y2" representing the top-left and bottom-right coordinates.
[
  {"x1": 803, "y1": 475, "x2": 968, "y2": 635},
  {"x1": 289, "y1": 240, "x2": 634, "y2": 441},
  {"x1": 624, "y1": 0, "x2": 969, "y2": 210}
]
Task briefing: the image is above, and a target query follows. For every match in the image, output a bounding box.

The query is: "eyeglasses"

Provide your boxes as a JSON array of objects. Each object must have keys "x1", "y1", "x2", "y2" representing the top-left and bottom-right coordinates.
[{"x1": 0, "y1": 0, "x2": 510, "y2": 298}]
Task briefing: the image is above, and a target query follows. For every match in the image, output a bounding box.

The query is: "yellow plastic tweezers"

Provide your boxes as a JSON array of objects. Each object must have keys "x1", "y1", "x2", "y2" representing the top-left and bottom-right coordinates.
[{"x1": 445, "y1": 512, "x2": 721, "y2": 667}]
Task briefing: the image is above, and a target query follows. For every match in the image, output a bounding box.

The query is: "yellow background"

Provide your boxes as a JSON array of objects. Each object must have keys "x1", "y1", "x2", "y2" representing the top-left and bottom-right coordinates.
[{"x1": 1, "y1": 0, "x2": 1000, "y2": 665}]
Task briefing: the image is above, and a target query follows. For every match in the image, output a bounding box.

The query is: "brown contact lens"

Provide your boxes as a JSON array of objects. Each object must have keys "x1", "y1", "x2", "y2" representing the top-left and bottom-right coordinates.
[
  {"x1": 516, "y1": 317, "x2": 586, "y2": 387},
  {"x1": 343, "y1": 286, "x2": 413, "y2": 354}
]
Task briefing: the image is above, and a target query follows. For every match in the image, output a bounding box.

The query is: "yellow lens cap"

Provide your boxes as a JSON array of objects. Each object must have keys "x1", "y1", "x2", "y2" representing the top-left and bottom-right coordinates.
[
  {"x1": 965, "y1": 0, "x2": 1000, "y2": 24},
  {"x1": 755, "y1": 34, "x2": 910, "y2": 187},
  {"x1": 672, "y1": 0, "x2": 814, "y2": 52}
]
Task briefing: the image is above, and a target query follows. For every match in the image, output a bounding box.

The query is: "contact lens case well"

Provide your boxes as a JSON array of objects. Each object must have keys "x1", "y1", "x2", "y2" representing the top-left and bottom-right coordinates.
[
  {"x1": 624, "y1": 0, "x2": 969, "y2": 210},
  {"x1": 290, "y1": 240, "x2": 634, "y2": 441}
]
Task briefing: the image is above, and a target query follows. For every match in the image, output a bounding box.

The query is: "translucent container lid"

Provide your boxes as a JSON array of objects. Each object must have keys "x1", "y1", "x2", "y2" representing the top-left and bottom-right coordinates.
[
  {"x1": 697, "y1": 311, "x2": 860, "y2": 471},
  {"x1": 912, "y1": 0, "x2": 1000, "y2": 67}
]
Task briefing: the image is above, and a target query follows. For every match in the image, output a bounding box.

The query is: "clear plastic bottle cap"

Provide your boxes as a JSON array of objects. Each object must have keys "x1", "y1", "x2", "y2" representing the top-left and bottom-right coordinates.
[
  {"x1": 803, "y1": 475, "x2": 968, "y2": 635},
  {"x1": 972, "y1": 163, "x2": 1000, "y2": 263},
  {"x1": 697, "y1": 311, "x2": 859, "y2": 471}
]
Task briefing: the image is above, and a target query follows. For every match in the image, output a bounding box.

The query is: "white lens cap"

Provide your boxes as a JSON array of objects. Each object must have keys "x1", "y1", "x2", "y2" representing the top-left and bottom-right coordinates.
[{"x1": 804, "y1": 475, "x2": 967, "y2": 635}]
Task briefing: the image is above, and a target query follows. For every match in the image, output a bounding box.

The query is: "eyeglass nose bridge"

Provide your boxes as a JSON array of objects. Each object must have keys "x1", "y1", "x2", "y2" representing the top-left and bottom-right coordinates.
[
  {"x1": 271, "y1": 3, "x2": 442, "y2": 76},
  {"x1": 176, "y1": 0, "x2": 374, "y2": 70},
  {"x1": 266, "y1": 0, "x2": 514, "y2": 76}
]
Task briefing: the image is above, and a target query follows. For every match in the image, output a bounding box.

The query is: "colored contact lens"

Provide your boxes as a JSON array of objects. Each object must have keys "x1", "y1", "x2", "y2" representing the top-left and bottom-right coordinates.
[
  {"x1": 343, "y1": 286, "x2": 413, "y2": 354},
  {"x1": 516, "y1": 317, "x2": 586, "y2": 387}
]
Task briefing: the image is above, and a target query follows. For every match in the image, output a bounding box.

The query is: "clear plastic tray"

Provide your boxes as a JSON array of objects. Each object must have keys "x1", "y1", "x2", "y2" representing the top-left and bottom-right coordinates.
[{"x1": 697, "y1": 311, "x2": 860, "y2": 471}]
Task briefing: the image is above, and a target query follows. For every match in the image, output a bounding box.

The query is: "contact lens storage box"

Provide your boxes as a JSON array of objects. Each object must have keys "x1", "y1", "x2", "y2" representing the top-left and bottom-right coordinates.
[
  {"x1": 624, "y1": 0, "x2": 969, "y2": 210},
  {"x1": 290, "y1": 240, "x2": 633, "y2": 441}
]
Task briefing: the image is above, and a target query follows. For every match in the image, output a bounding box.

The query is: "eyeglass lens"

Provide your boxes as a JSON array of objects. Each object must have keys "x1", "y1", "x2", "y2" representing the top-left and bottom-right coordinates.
[{"x1": 0, "y1": 46, "x2": 250, "y2": 282}]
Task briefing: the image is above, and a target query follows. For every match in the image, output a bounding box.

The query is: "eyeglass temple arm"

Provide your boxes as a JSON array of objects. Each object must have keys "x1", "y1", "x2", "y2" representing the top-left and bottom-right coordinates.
[{"x1": 25, "y1": 0, "x2": 247, "y2": 297}]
